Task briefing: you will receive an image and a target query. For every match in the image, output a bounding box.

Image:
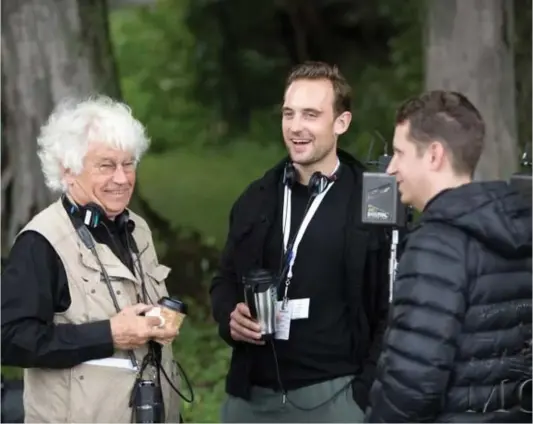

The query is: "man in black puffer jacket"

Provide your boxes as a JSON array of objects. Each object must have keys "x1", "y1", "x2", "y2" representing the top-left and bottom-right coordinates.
[{"x1": 366, "y1": 90, "x2": 532, "y2": 423}]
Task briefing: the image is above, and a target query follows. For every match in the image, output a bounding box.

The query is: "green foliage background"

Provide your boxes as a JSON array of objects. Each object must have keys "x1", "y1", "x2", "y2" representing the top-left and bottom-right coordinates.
[
  {"x1": 108, "y1": 2, "x2": 425, "y2": 421},
  {"x1": 109, "y1": 1, "x2": 530, "y2": 421},
  {"x1": 2, "y1": 1, "x2": 529, "y2": 423}
]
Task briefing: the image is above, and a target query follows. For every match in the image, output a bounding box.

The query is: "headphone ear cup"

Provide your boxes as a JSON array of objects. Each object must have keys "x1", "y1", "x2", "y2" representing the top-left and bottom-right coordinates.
[
  {"x1": 84, "y1": 203, "x2": 105, "y2": 228},
  {"x1": 308, "y1": 172, "x2": 329, "y2": 196},
  {"x1": 283, "y1": 162, "x2": 297, "y2": 188},
  {"x1": 284, "y1": 162, "x2": 338, "y2": 195}
]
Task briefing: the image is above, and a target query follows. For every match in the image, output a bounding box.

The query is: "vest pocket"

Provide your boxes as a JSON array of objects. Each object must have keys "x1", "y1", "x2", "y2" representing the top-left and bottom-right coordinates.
[
  {"x1": 81, "y1": 269, "x2": 137, "y2": 321},
  {"x1": 146, "y1": 264, "x2": 171, "y2": 282},
  {"x1": 145, "y1": 264, "x2": 172, "y2": 302},
  {"x1": 68, "y1": 363, "x2": 137, "y2": 422}
]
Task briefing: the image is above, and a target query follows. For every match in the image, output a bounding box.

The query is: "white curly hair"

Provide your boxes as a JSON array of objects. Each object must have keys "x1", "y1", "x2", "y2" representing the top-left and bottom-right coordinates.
[{"x1": 37, "y1": 95, "x2": 151, "y2": 193}]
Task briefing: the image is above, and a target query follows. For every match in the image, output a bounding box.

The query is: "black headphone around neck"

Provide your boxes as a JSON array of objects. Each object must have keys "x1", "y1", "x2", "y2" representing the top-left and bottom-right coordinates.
[
  {"x1": 282, "y1": 161, "x2": 341, "y2": 196},
  {"x1": 62, "y1": 195, "x2": 132, "y2": 232}
]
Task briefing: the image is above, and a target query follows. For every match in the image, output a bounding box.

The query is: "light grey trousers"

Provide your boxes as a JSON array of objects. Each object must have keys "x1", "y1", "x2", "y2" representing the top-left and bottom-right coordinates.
[{"x1": 220, "y1": 375, "x2": 364, "y2": 423}]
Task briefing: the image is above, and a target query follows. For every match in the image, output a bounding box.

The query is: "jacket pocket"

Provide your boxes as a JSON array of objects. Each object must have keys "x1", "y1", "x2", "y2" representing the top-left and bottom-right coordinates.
[
  {"x1": 145, "y1": 263, "x2": 172, "y2": 301},
  {"x1": 69, "y1": 363, "x2": 137, "y2": 423}
]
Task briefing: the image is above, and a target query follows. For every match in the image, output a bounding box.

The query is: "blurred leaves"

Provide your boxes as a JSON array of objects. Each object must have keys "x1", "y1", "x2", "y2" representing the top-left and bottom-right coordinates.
[
  {"x1": 110, "y1": 0, "x2": 428, "y2": 151},
  {"x1": 3, "y1": 1, "x2": 531, "y2": 422},
  {"x1": 110, "y1": 0, "x2": 216, "y2": 152},
  {"x1": 106, "y1": 1, "x2": 531, "y2": 421},
  {"x1": 183, "y1": 0, "x2": 425, "y2": 143},
  {"x1": 110, "y1": 0, "x2": 530, "y2": 153}
]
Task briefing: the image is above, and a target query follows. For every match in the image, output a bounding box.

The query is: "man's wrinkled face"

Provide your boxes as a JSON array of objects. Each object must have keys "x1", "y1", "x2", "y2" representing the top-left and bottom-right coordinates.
[
  {"x1": 387, "y1": 122, "x2": 431, "y2": 211},
  {"x1": 64, "y1": 143, "x2": 136, "y2": 218},
  {"x1": 282, "y1": 78, "x2": 350, "y2": 166}
]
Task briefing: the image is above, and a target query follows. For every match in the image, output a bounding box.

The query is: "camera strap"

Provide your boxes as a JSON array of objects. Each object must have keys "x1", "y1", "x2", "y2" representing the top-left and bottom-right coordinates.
[
  {"x1": 75, "y1": 224, "x2": 139, "y2": 371},
  {"x1": 281, "y1": 159, "x2": 339, "y2": 308}
]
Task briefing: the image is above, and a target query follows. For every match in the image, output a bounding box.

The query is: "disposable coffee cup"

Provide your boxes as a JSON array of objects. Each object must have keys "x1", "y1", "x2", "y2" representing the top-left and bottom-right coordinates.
[{"x1": 156, "y1": 296, "x2": 188, "y2": 333}]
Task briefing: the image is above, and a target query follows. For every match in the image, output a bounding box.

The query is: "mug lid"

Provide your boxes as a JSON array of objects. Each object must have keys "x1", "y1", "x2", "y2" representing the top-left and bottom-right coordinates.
[
  {"x1": 242, "y1": 269, "x2": 275, "y2": 286},
  {"x1": 158, "y1": 296, "x2": 188, "y2": 315}
]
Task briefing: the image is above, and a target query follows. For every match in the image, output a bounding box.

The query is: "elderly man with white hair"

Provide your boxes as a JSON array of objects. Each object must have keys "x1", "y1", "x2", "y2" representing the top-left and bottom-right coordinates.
[{"x1": 1, "y1": 96, "x2": 182, "y2": 423}]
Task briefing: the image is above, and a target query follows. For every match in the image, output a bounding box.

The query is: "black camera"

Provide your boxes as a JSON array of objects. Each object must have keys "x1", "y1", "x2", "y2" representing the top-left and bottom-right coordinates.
[
  {"x1": 132, "y1": 379, "x2": 164, "y2": 423},
  {"x1": 362, "y1": 154, "x2": 408, "y2": 227},
  {"x1": 361, "y1": 133, "x2": 410, "y2": 228}
]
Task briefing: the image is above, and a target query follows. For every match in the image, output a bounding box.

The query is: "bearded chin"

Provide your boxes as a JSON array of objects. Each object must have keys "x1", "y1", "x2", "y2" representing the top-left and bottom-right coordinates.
[{"x1": 290, "y1": 144, "x2": 335, "y2": 166}]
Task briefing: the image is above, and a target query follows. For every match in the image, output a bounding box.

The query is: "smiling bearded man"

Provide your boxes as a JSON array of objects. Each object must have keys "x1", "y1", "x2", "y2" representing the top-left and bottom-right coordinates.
[{"x1": 210, "y1": 61, "x2": 390, "y2": 423}]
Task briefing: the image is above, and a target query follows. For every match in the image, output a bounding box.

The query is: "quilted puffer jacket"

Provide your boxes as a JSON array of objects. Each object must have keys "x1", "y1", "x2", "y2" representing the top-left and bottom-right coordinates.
[{"x1": 367, "y1": 181, "x2": 532, "y2": 423}]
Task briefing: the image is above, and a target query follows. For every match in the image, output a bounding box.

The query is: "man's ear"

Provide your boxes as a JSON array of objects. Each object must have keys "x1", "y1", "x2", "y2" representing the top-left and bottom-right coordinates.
[
  {"x1": 427, "y1": 141, "x2": 447, "y2": 171},
  {"x1": 334, "y1": 111, "x2": 352, "y2": 136},
  {"x1": 62, "y1": 166, "x2": 74, "y2": 186}
]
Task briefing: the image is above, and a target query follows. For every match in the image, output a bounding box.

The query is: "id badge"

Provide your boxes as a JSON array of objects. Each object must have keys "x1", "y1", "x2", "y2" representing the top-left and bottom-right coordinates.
[{"x1": 275, "y1": 302, "x2": 292, "y2": 340}]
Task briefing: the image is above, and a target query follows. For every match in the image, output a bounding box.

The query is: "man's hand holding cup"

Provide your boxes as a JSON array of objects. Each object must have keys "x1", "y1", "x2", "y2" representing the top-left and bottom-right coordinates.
[{"x1": 146, "y1": 296, "x2": 188, "y2": 345}]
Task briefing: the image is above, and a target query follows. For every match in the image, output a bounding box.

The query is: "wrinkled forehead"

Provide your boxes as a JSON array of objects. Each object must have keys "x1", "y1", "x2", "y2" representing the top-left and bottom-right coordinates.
[
  {"x1": 84, "y1": 142, "x2": 135, "y2": 162},
  {"x1": 283, "y1": 79, "x2": 335, "y2": 112}
]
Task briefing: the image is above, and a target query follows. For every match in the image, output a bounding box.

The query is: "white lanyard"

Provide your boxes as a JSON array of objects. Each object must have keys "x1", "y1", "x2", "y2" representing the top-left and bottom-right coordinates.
[{"x1": 281, "y1": 160, "x2": 339, "y2": 304}]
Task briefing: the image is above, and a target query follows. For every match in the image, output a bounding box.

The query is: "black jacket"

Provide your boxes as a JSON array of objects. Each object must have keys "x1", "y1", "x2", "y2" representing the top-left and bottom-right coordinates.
[
  {"x1": 210, "y1": 149, "x2": 390, "y2": 410},
  {"x1": 367, "y1": 181, "x2": 532, "y2": 423}
]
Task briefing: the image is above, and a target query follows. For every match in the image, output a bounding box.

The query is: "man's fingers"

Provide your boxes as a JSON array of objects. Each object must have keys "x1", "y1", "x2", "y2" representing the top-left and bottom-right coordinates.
[
  {"x1": 145, "y1": 315, "x2": 163, "y2": 328},
  {"x1": 230, "y1": 303, "x2": 265, "y2": 345},
  {"x1": 232, "y1": 316, "x2": 261, "y2": 333},
  {"x1": 236, "y1": 302, "x2": 252, "y2": 318},
  {"x1": 150, "y1": 326, "x2": 178, "y2": 339},
  {"x1": 232, "y1": 311, "x2": 261, "y2": 332},
  {"x1": 129, "y1": 303, "x2": 153, "y2": 315},
  {"x1": 230, "y1": 320, "x2": 262, "y2": 340},
  {"x1": 230, "y1": 329, "x2": 265, "y2": 345}
]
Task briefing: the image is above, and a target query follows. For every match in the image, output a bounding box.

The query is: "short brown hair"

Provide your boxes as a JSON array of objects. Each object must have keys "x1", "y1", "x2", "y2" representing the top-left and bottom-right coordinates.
[
  {"x1": 285, "y1": 61, "x2": 351, "y2": 116},
  {"x1": 396, "y1": 90, "x2": 485, "y2": 176}
]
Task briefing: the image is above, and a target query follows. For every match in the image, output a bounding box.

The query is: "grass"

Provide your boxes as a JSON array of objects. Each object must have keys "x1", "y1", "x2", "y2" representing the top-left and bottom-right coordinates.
[{"x1": 138, "y1": 142, "x2": 286, "y2": 248}]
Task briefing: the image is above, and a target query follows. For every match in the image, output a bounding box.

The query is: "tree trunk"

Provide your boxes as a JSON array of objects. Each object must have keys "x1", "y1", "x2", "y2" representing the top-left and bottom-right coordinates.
[
  {"x1": 1, "y1": 0, "x2": 121, "y2": 250},
  {"x1": 425, "y1": 0, "x2": 517, "y2": 181}
]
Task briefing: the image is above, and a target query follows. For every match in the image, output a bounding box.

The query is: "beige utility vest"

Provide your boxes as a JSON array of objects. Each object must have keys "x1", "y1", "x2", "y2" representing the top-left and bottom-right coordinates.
[{"x1": 19, "y1": 199, "x2": 181, "y2": 423}]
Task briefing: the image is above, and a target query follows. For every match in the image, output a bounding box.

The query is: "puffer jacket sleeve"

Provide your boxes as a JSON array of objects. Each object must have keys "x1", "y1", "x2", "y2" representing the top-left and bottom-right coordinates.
[{"x1": 366, "y1": 224, "x2": 468, "y2": 423}]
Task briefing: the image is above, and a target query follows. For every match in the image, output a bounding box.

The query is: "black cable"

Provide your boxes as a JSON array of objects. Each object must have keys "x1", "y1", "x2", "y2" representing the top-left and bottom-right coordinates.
[
  {"x1": 158, "y1": 357, "x2": 195, "y2": 404},
  {"x1": 75, "y1": 224, "x2": 139, "y2": 371},
  {"x1": 147, "y1": 340, "x2": 195, "y2": 404},
  {"x1": 269, "y1": 341, "x2": 352, "y2": 411},
  {"x1": 77, "y1": 219, "x2": 195, "y2": 423},
  {"x1": 126, "y1": 232, "x2": 152, "y2": 305},
  {"x1": 273, "y1": 185, "x2": 351, "y2": 411},
  {"x1": 127, "y1": 232, "x2": 195, "y2": 405},
  {"x1": 81, "y1": 219, "x2": 196, "y2": 415}
]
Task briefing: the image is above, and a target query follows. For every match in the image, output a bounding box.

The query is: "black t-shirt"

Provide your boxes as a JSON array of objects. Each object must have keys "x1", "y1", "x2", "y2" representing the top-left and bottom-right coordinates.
[{"x1": 249, "y1": 166, "x2": 359, "y2": 390}]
